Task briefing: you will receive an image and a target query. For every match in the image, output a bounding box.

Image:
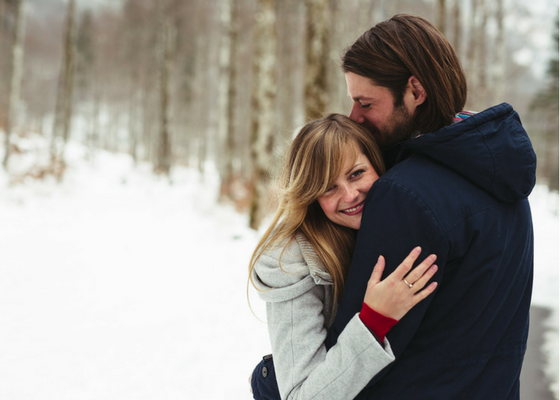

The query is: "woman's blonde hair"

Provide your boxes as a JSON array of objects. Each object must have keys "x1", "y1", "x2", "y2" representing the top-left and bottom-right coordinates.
[{"x1": 248, "y1": 113, "x2": 385, "y2": 303}]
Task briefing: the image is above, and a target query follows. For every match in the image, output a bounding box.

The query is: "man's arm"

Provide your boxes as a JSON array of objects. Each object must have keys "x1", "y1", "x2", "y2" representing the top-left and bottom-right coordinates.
[{"x1": 326, "y1": 178, "x2": 448, "y2": 386}]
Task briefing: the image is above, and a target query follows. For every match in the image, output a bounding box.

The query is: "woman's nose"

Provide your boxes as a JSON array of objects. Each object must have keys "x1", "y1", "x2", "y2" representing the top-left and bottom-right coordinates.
[{"x1": 341, "y1": 184, "x2": 359, "y2": 202}]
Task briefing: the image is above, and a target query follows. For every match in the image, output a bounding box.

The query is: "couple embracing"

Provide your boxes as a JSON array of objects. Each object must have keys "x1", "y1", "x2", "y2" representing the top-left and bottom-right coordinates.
[{"x1": 249, "y1": 14, "x2": 535, "y2": 400}]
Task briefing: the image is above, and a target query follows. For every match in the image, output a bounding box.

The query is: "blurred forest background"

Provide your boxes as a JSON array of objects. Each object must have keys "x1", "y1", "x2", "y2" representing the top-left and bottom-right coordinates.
[{"x1": 0, "y1": 0, "x2": 558, "y2": 229}]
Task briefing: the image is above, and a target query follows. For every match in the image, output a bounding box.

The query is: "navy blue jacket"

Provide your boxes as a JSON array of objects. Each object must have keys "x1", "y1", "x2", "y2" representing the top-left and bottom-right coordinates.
[{"x1": 326, "y1": 103, "x2": 536, "y2": 399}]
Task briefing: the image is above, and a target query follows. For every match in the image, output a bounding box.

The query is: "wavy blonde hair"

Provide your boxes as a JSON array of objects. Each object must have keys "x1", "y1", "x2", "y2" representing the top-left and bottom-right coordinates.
[{"x1": 248, "y1": 114, "x2": 385, "y2": 303}]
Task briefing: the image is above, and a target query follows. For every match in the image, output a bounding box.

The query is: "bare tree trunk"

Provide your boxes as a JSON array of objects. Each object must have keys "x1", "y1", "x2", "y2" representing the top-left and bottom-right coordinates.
[
  {"x1": 3, "y1": 0, "x2": 26, "y2": 170},
  {"x1": 465, "y1": 0, "x2": 479, "y2": 108},
  {"x1": 141, "y1": 87, "x2": 154, "y2": 163},
  {"x1": 0, "y1": 0, "x2": 7, "y2": 126},
  {"x1": 219, "y1": 0, "x2": 238, "y2": 201},
  {"x1": 325, "y1": 0, "x2": 347, "y2": 114},
  {"x1": 51, "y1": 0, "x2": 76, "y2": 176},
  {"x1": 0, "y1": 1, "x2": 5, "y2": 43},
  {"x1": 154, "y1": 0, "x2": 174, "y2": 175},
  {"x1": 234, "y1": 0, "x2": 257, "y2": 183},
  {"x1": 452, "y1": 0, "x2": 462, "y2": 55},
  {"x1": 477, "y1": 0, "x2": 489, "y2": 108},
  {"x1": 76, "y1": 10, "x2": 95, "y2": 160},
  {"x1": 128, "y1": 79, "x2": 139, "y2": 164},
  {"x1": 437, "y1": 0, "x2": 446, "y2": 34},
  {"x1": 249, "y1": 0, "x2": 277, "y2": 230},
  {"x1": 192, "y1": 4, "x2": 211, "y2": 174},
  {"x1": 304, "y1": 0, "x2": 329, "y2": 121},
  {"x1": 61, "y1": 0, "x2": 76, "y2": 146},
  {"x1": 277, "y1": 0, "x2": 305, "y2": 135},
  {"x1": 219, "y1": 0, "x2": 232, "y2": 193},
  {"x1": 88, "y1": 91, "x2": 101, "y2": 153},
  {"x1": 492, "y1": 0, "x2": 505, "y2": 105}
]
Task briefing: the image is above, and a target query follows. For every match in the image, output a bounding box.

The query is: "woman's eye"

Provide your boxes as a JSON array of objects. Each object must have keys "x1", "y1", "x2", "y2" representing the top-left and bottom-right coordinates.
[
  {"x1": 360, "y1": 102, "x2": 371, "y2": 109},
  {"x1": 351, "y1": 169, "x2": 365, "y2": 179}
]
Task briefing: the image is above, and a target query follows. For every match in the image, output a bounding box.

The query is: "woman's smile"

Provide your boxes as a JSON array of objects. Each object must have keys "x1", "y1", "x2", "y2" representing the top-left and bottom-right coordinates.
[
  {"x1": 340, "y1": 201, "x2": 365, "y2": 215},
  {"x1": 317, "y1": 151, "x2": 379, "y2": 230}
]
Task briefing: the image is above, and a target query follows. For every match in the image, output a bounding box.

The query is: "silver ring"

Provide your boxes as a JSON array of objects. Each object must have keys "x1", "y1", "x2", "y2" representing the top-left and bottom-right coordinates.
[{"x1": 403, "y1": 279, "x2": 413, "y2": 288}]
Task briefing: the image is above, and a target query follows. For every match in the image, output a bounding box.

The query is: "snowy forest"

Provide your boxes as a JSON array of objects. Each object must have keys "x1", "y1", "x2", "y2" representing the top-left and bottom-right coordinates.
[
  {"x1": 0, "y1": 0, "x2": 558, "y2": 228},
  {"x1": 0, "y1": 1, "x2": 558, "y2": 399}
]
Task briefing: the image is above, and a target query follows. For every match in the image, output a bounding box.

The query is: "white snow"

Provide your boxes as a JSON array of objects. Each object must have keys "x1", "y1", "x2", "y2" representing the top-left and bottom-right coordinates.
[
  {"x1": 0, "y1": 141, "x2": 557, "y2": 399},
  {"x1": 0, "y1": 144, "x2": 270, "y2": 399},
  {"x1": 528, "y1": 184, "x2": 559, "y2": 397}
]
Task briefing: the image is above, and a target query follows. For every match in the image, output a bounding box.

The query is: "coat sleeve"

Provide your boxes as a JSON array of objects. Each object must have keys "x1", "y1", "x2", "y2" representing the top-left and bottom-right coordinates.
[
  {"x1": 266, "y1": 282, "x2": 395, "y2": 400},
  {"x1": 326, "y1": 178, "x2": 449, "y2": 389}
]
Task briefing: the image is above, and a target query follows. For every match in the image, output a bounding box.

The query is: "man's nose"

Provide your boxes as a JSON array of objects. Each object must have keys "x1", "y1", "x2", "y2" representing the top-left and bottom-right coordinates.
[{"x1": 349, "y1": 103, "x2": 364, "y2": 123}]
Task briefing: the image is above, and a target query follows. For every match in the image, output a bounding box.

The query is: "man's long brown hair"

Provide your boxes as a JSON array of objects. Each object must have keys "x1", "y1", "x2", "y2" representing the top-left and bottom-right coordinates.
[
  {"x1": 248, "y1": 114, "x2": 385, "y2": 304},
  {"x1": 342, "y1": 14, "x2": 467, "y2": 134}
]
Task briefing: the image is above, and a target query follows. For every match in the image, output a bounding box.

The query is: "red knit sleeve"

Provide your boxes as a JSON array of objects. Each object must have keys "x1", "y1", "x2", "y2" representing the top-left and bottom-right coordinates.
[{"x1": 359, "y1": 302, "x2": 398, "y2": 342}]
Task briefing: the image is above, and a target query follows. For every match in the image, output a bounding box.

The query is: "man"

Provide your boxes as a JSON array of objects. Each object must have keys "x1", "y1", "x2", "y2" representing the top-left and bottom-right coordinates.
[{"x1": 326, "y1": 14, "x2": 536, "y2": 399}]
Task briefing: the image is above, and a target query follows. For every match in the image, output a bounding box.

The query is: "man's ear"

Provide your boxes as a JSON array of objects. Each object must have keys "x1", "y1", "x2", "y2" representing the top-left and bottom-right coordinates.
[{"x1": 408, "y1": 75, "x2": 427, "y2": 105}]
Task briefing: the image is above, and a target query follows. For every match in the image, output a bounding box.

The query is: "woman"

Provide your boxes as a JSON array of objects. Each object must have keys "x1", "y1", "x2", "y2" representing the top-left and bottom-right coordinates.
[{"x1": 249, "y1": 114, "x2": 438, "y2": 400}]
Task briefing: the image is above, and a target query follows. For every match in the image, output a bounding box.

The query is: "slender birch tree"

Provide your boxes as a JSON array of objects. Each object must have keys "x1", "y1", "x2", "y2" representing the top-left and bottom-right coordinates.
[
  {"x1": 436, "y1": 0, "x2": 446, "y2": 34},
  {"x1": 122, "y1": 0, "x2": 143, "y2": 163},
  {"x1": 3, "y1": 0, "x2": 26, "y2": 169},
  {"x1": 492, "y1": 0, "x2": 506, "y2": 105},
  {"x1": 60, "y1": 0, "x2": 76, "y2": 146},
  {"x1": 451, "y1": 0, "x2": 462, "y2": 56},
  {"x1": 51, "y1": 0, "x2": 76, "y2": 174},
  {"x1": 476, "y1": 0, "x2": 489, "y2": 107},
  {"x1": 219, "y1": 0, "x2": 236, "y2": 200},
  {"x1": 154, "y1": 0, "x2": 174, "y2": 175},
  {"x1": 304, "y1": 0, "x2": 329, "y2": 121},
  {"x1": 249, "y1": 0, "x2": 277, "y2": 229}
]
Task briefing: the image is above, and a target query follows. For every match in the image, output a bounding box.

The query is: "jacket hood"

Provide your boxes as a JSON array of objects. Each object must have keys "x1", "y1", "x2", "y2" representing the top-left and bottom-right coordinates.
[
  {"x1": 252, "y1": 235, "x2": 332, "y2": 303},
  {"x1": 401, "y1": 103, "x2": 536, "y2": 202}
]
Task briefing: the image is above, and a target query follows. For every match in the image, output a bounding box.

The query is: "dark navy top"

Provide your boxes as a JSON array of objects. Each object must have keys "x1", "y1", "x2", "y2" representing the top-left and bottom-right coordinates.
[{"x1": 327, "y1": 103, "x2": 536, "y2": 400}]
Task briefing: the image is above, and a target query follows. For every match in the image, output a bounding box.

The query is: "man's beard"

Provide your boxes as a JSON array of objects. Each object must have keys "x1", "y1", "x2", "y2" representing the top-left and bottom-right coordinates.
[{"x1": 374, "y1": 103, "x2": 417, "y2": 150}]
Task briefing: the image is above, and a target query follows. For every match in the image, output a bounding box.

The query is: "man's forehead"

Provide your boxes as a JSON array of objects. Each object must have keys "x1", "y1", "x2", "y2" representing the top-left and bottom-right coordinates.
[
  {"x1": 347, "y1": 93, "x2": 371, "y2": 101},
  {"x1": 346, "y1": 86, "x2": 385, "y2": 102},
  {"x1": 345, "y1": 73, "x2": 379, "y2": 98},
  {"x1": 346, "y1": 86, "x2": 372, "y2": 100}
]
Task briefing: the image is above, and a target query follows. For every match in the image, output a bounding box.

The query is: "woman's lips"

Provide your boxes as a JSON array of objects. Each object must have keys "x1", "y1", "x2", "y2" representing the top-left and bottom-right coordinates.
[{"x1": 340, "y1": 201, "x2": 364, "y2": 216}]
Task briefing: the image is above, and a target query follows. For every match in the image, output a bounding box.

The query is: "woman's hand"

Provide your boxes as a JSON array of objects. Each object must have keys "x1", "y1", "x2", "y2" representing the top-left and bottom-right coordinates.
[{"x1": 363, "y1": 247, "x2": 438, "y2": 321}]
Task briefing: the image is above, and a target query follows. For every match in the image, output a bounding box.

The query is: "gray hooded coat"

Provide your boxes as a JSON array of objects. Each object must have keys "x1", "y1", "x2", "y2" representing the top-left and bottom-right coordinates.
[{"x1": 252, "y1": 234, "x2": 395, "y2": 400}]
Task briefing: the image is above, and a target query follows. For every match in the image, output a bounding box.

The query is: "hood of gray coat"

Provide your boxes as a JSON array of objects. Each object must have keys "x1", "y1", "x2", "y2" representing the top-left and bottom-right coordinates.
[
  {"x1": 252, "y1": 235, "x2": 332, "y2": 302},
  {"x1": 401, "y1": 103, "x2": 536, "y2": 203}
]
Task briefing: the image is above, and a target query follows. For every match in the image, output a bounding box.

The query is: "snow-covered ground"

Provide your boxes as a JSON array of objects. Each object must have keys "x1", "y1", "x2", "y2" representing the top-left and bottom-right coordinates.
[{"x1": 0, "y1": 143, "x2": 557, "y2": 399}]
